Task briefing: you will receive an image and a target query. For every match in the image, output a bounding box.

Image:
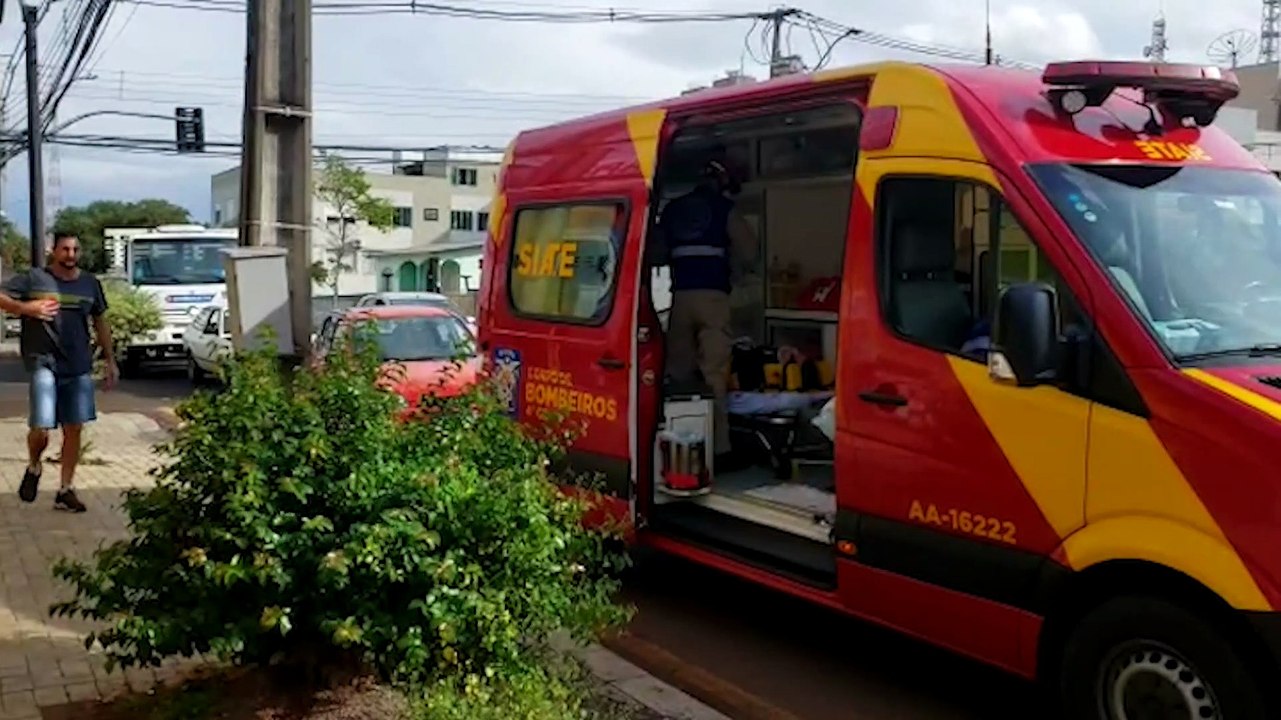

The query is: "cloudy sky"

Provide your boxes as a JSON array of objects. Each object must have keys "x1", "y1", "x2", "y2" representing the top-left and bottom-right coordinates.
[{"x1": 0, "y1": 0, "x2": 1266, "y2": 234}]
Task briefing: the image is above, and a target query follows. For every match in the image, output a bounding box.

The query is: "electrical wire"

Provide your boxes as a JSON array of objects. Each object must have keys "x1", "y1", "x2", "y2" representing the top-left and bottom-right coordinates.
[
  {"x1": 61, "y1": 87, "x2": 628, "y2": 119},
  {"x1": 0, "y1": 132, "x2": 511, "y2": 169},
  {"x1": 0, "y1": 0, "x2": 56, "y2": 109},
  {"x1": 119, "y1": 0, "x2": 771, "y2": 23},
  {"x1": 794, "y1": 10, "x2": 1039, "y2": 69},
  {"x1": 42, "y1": 0, "x2": 120, "y2": 131},
  {"x1": 19, "y1": 63, "x2": 652, "y2": 103},
  {"x1": 14, "y1": 131, "x2": 511, "y2": 150}
]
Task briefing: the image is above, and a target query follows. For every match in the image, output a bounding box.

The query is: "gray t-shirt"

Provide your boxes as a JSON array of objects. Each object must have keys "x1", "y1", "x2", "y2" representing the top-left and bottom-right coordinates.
[{"x1": 2, "y1": 268, "x2": 107, "y2": 376}]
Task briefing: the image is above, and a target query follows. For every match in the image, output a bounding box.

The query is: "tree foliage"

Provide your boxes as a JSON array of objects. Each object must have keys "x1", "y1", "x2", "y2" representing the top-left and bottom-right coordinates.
[
  {"x1": 49, "y1": 330, "x2": 630, "y2": 691},
  {"x1": 0, "y1": 219, "x2": 30, "y2": 272},
  {"x1": 87, "y1": 280, "x2": 162, "y2": 377},
  {"x1": 52, "y1": 199, "x2": 192, "y2": 272},
  {"x1": 101, "y1": 280, "x2": 163, "y2": 352},
  {"x1": 314, "y1": 153, "x2": 395, "y2": 300}
]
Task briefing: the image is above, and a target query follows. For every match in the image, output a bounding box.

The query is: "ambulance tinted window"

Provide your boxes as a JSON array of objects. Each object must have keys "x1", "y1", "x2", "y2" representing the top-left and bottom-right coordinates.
[
  {"x1": 878, "y1": 176, "x2": 1077, "y2": 361},
  {"x1": 508, "y1": 202, "x2": 628, "y2": 324}
]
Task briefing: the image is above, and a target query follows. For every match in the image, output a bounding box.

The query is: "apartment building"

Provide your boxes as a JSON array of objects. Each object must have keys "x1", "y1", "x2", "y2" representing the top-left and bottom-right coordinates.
[{"x1": 209, "y1": 149, "x2": 498, "y2": 299}]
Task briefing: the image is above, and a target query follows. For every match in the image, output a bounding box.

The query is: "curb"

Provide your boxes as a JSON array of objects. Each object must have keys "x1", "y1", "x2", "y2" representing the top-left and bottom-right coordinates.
[
  {"x1": 561, "y1": 640, "x2": 731, "y2": 719},
  {"x1": 601, "y1": 631, "x2": 803, "y2": 720},
  {"x1": 144, "y1": 406, "x2": 181, "y2": 433}
]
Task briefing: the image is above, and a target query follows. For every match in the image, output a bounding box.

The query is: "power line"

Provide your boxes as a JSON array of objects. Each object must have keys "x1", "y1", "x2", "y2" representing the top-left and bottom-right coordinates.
[
  {"x1": 0, "y1": 0, "x2": 55, "y2": 107},
  {"x1": 68, "y1": 67, "x2": 653, "y2": 104},
  {"x1": 119, "y1": 0, "x2": 771, "y2": 23},
  {"x1": 11, "y1": 131, "x2": 509, "y2": 151},
  {"x1": 40, "y1": 1, "x2": 119, "y2": 132},
  {"x1": 62, "y1": 88, "x2": 617, "y2": 120},
  {"x1": 9, "y1": 63, "x2": 654, "y2": 103},
  {"x1": 793, "y1": 10, "x2": 1039, "y2": 69}
]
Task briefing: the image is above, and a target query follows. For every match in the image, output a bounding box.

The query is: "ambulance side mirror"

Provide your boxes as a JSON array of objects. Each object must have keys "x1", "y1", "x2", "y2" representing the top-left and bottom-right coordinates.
[{"x1": 989, "y1": 283, "x2": 1059, "y2": 387}]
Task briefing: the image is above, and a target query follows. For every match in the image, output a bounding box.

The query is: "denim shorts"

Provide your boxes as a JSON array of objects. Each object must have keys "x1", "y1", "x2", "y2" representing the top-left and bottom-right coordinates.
[{"x1": 28, "y1": 367, "x2": 96, "y2": 429}]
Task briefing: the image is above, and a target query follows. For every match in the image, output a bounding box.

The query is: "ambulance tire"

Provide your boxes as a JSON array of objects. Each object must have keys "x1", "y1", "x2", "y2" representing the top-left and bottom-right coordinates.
[{"x1": 1059, "y1": 596, "x2": 1269, "y2": 720}]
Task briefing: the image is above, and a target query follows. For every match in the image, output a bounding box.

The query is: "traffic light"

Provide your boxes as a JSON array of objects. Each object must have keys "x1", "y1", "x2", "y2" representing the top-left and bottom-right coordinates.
[{"x1": 175, "y1": 107, "x2": 204, "y2": 153}]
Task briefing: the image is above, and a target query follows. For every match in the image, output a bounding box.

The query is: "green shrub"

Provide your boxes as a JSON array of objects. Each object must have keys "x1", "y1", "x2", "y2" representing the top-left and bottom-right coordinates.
[
  {"x1": 101, "y1": 279, "x2": 163, "y2": 354},
  {"x1": 49, "y1": 330, "x2": 631, "y2": 688},
  {"x1": 412, "y1": 650, "x2": 641, "y2": 720}
]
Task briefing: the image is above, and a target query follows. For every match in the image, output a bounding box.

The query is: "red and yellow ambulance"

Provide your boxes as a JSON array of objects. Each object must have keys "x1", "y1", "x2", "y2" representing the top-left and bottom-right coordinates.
[{"x1": 478, "y1": 58, "x2": 1281, "y2": 717}]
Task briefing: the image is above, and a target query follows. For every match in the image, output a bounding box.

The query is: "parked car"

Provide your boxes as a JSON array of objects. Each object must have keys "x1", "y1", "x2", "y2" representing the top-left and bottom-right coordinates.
[
  {"x1": 313, "y1": 305, "x2": 479, "y2": 408},
  {"x1": 353, "y1": 291, "x2": 451, "y2": 308},
  {"x1": 353, "y1": 291, "x2": 476, "y2": 334},
  {"x1": 182, "y1": 304, "x2": 233, "y2": 384}
]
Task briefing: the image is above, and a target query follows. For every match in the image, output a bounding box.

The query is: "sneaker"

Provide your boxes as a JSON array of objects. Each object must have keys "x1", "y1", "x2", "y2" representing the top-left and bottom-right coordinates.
[
  {"x1": 18, "y1": 466, "x2": 41, "y2": 503},
  {"x1": 53, "y1": 489, "x2": 86, "y2": 513}
]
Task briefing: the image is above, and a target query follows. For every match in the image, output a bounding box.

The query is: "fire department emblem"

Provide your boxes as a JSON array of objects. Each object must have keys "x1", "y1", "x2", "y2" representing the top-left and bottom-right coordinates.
[{"x1": 491, "y1": 348, "x2": 522, "y2": 416}]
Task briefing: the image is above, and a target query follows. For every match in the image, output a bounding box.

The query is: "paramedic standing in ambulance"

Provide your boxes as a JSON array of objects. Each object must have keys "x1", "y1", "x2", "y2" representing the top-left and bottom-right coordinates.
[{"x1": 658, "y1": 157, "x2": 757, "y2": 471}]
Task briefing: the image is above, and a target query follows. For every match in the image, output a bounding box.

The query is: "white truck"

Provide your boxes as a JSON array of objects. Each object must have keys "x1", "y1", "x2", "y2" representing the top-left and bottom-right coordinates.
[{"x1": 121, "y1": 224, "x2": 238, "y2": 376}]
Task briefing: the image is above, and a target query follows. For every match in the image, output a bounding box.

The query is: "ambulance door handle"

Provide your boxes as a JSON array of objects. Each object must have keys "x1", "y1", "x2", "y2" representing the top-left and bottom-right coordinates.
[
  {"x1": 858, "y1": 389, "x2": 907, "y2": 407},
  {"x1": 597, "y1": 356, "x2": 626, "y2": 370}
]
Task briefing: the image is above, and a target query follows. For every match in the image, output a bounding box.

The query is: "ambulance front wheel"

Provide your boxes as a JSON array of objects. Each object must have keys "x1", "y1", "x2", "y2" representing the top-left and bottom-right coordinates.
[{"x1": 1059, "y1": 596, "x2": 1269, "y2": 720}]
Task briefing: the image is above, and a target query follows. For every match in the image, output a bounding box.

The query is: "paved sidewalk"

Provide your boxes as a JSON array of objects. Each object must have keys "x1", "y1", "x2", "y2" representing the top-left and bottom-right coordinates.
[
  {"x1": 0, "y1": 412, "x2": 729, "y2": 720},
  {"x1": 0, "y1": 413, "x2": 198, "y2": 719}
]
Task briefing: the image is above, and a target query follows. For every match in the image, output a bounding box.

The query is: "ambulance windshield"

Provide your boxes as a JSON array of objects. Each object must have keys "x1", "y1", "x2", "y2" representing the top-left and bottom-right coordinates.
[{"x1": 1029, "y1": 163, "x2": 1281, "y2": 362}]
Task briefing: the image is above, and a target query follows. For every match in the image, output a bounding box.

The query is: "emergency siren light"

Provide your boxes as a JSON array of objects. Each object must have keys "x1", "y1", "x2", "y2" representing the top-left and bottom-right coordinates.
[{"x1": 1042, "y1": 61, "x2": 1240, "y2": 132}]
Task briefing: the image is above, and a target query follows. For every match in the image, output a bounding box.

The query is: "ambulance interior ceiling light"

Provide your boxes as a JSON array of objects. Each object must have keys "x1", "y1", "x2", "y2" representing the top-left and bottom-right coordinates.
[{"x1": 1041, "y1": 60, "x2": 1241, "y2": 129}]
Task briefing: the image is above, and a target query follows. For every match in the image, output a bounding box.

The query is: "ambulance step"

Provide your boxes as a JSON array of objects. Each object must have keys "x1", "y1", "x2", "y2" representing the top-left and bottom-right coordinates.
[{"x1": 650, "y1": 503, "x2": 836, "y2": 588}]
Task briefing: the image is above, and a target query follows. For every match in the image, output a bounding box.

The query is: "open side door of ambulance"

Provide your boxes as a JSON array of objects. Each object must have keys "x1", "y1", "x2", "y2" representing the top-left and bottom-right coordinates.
[{"x1": 480, "y1": 109, "x2": 674, "y2": 526}]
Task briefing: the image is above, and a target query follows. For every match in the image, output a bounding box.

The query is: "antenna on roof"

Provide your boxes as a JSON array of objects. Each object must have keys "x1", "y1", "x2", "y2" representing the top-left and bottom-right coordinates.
[
  {"x1": 984, "y1": 0, "x2": 993, "y2": 65},
  {"x1": 1144, "y1": 11, "x2": 1169, "y2": 63},
  {"x1": 1208, "y1": 29, "x2": 1258, "y2": 68}
]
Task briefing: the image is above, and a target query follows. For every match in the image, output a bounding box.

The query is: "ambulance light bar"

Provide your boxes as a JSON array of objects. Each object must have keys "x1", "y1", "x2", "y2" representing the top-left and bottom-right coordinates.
[{"x1": 1042, "y1": 61, "x2": 1240, "y2": 128}]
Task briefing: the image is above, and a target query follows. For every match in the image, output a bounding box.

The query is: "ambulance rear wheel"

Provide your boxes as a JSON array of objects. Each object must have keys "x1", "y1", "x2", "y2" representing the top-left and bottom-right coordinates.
[{"x1": 1060, "y1": 596, "x2": 1267, "y2": 720}]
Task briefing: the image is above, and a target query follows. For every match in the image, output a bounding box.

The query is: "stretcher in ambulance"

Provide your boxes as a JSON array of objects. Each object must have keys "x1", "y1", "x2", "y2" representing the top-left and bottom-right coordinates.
[{"x1": 479, "y1": 58, "x2": 1281, "y2": 717}]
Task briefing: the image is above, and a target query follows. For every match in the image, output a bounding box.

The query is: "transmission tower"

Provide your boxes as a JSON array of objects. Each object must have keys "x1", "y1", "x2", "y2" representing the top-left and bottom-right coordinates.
[
  {"x1": 1144, "y1": 15, "x2": 1168, "y2": 62},
  {"x1": 1262, "y1": 0, "x2": 1280, "y2": 63}
]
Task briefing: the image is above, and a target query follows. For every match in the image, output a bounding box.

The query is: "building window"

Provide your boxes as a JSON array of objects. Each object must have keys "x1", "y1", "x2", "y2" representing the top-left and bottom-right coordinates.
[
  {"x1": 452, "y1": 167, "x2": 478, "y2": 186},
  {"x1": 477, "y1": 212, "x2": 490, "y2": 232},
  {"x1": 392, "y1": 207, "x2": 413, "y2": 228},
  {"x1": 450, "y1": 210, "x2": 474, "y2": 231},
  {"x1": 508, "y1": 202, "x2": 627, "y2": 324},
  {"x1": 423, "y1": 207, "x2": 440, "y2": 222}
]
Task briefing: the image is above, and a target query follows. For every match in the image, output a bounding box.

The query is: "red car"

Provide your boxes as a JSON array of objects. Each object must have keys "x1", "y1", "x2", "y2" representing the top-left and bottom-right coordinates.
[{"x1": 312, "y1": 305, "x2": 480, "y2": 406}]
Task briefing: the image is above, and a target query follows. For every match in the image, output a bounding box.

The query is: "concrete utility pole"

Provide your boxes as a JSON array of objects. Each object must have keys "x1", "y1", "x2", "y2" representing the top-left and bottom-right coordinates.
[
  {"x1": 22, "y1": 3, "x2": 44, "y2": 268},
  {"x1": 767, "y1": 8, "x2": 801, "y2": 77},
  {"x1": 239, "y1": 0, "x2": 313, "y2": 357}
]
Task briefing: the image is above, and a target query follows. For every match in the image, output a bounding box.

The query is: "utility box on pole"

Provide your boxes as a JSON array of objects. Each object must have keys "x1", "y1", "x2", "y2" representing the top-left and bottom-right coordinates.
[{"x1": 221, "y1": 246, "x2": 293, "y2": 355}]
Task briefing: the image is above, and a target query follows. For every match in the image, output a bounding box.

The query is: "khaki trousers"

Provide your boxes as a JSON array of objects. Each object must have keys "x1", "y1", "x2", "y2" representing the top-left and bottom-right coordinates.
[{"x1": 667, "y1": 289, "x2": 732, "y2": 452}]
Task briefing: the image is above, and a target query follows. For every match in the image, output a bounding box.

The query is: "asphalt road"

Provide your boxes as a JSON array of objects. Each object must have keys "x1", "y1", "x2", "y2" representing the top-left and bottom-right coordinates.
[
  {"x1": 0, "y1": 358, "x2": 1045, "y2": 719},
  {"x1": 622, "y1": 554, "x2": 1045, "y2": 720}
]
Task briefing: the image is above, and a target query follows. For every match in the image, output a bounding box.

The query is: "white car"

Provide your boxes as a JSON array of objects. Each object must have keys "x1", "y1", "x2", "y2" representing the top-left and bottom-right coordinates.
[
  {"x1": 353, "y1": 290, "x2": 452, "y2": 308},
  {"x1": 182, "y1": 305, "x2": 233, "y2": 383},
  {"x1": 353, "y1": 291, "x2": 476, "y2": 334}
]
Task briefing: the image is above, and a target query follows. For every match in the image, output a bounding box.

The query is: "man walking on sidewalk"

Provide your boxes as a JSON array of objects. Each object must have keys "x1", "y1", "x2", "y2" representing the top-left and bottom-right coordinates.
[{"x1": 0, "y1": 232, "x2": 117, "y2": 512}]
